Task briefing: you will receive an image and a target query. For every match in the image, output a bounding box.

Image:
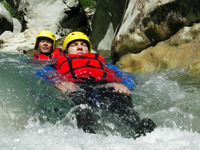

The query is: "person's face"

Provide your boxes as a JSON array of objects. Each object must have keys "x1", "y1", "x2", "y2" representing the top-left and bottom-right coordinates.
[
  {"x1": 68, "y1": 40, "x2": 89, "y2": 55},
  {"x1": 38, "y1": 37, "x2": 53, "y2": 54}
]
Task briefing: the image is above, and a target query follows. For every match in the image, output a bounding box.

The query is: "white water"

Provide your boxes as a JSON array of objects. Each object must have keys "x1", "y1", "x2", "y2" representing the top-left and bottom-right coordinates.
[{"x1": 0, "y1": 54, "x2": 200, "y2": 149}]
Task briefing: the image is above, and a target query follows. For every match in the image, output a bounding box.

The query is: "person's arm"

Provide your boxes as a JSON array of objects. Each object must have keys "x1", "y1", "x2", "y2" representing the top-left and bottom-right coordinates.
[
  {"x1": 106, "y1": 64, "x2": 136, "y2": 90},
  {"x1": 55, "y1": 81, "x2": 79, "y2": 94},
  {"x1": 105, "y1": 82, "x2": 131, "y2": 94}
]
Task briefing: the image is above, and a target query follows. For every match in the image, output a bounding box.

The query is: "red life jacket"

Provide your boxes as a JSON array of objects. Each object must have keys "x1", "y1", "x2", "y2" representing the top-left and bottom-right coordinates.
[
  {"x1": 55, "y1": 53, "x2": 122, "y2": 83},
  {"x1": 33, "y1": 48, "x2": 63, "y2": 59}
]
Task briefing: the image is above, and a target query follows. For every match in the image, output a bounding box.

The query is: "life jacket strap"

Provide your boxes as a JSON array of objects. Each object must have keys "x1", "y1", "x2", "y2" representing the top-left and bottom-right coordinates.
[
  {"x1": 61, "y1": 54, "x2": 108, "y2": 81},
  {"x1": 64, "y1": 55, "x2": 78, "y2": 79}
]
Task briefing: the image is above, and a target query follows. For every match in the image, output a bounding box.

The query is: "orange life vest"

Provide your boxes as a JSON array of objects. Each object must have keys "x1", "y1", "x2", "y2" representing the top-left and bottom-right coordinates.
[
  {"x1": 55, "y1": 53, "x2": 122, "y2": 83},
  {"x1": 33, "y1": 48, "x2": 63, "y2": 59}
]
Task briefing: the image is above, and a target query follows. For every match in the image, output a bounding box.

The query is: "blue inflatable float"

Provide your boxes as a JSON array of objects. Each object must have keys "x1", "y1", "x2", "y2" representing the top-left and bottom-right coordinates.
[{"x1": 35, "y1": 64, "x2": 136, "y2": 90}]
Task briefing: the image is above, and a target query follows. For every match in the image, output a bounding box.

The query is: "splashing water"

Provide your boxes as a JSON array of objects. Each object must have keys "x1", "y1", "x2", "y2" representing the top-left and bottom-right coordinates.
[{"x1": 0, "y1": 53, "x2": 200, "y2": 149}]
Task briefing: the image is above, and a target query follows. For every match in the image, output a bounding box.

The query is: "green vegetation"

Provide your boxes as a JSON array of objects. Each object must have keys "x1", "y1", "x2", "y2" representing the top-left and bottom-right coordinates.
[
  {"x1": 80, "y1": 0, "x2": 96, "y2": 9},
  {"x1": 0, "y1": 1, "x2": 20, "y2": 20}
]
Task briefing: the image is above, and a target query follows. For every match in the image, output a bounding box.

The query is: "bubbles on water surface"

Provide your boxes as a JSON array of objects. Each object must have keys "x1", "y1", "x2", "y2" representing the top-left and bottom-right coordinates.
[{"x1": 0, "y1": 54, "x2": 200, "y2": 149}]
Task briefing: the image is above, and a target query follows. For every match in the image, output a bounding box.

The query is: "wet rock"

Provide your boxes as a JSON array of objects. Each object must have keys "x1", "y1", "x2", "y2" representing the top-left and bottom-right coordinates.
[
  {"x1": 116, "y1": 23, "x2": 200, "y2": 73},
  {"x1": 0, "y1": 28, "x2": 43, "y2": 53},
  {"x1": 112, "y1": 0, "x2": 200, "y2": 62}
]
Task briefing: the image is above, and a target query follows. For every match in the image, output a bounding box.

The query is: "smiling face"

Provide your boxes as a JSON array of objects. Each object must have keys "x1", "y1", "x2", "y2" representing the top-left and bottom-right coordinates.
[
  {"x1": 67, "y1": 40, "x2": 89, "y2": 55},
  {"x1": 38, "y1": 37, "x2": 53, "y2": 54}
]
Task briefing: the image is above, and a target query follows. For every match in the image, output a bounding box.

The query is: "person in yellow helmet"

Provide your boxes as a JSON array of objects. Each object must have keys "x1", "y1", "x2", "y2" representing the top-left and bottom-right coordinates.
[
  {"x1": 56, "y1": 31, "x2": 130, "y2": 94},
  {"x1": 62, "y1": 31, "x2": 91, "y2": 54},
  {"x1": 33, "y1": 30, "x2": 63, "y2": 60},
  {"x1": 52, "y1": 31, "x2": 156, "y2": 137}
]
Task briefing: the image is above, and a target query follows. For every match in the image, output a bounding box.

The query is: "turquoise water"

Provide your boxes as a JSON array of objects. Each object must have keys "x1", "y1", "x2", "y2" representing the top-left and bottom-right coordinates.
[{"x1": 0, "y1": 53, "x2": 200, "y2": 149}]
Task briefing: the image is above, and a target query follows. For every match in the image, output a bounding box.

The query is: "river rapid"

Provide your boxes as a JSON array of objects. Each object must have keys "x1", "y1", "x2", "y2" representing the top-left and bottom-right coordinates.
[{"x1": 0, "y1": 53, "x2": 200, "y2": 150}]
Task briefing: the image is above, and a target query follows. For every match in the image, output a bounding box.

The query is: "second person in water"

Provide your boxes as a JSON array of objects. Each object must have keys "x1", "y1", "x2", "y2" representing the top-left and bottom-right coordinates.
[{"x1": 33, "y1": 30, "x2": 63, "y2": 60}]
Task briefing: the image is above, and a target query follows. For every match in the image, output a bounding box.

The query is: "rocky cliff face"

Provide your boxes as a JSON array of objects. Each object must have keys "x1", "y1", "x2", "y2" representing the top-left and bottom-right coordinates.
[
  {"x1": 1, "y1": 0, "x2": 90, "y2": 35},
  {"x1": 116, "y1": 23, "x2": 200, "y2": 73},
  {"x1": 112, "y1": 0, "x2": 200, "y2": 62},
  {"x1": 110, "y1": 0, "x2": 200, "y2": 75},
  {"x1": 90, "y1": 0, "x2": 126, "y2": 56},
  {"x1": 0, "y1": 0, "x2": 92, "y2": 52},
  {"x1": 1, "y1": 0, "x2": 200, "y2": 75}
]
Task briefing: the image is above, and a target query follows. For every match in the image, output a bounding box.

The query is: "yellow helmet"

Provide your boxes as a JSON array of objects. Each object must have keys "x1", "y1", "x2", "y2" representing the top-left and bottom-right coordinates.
[
  {"x1": 34, "y1": 30, "x2": 56, "y2": 50},
  {"x1": 62, "y1": 31, "x2": 91, "y2": 52}
]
